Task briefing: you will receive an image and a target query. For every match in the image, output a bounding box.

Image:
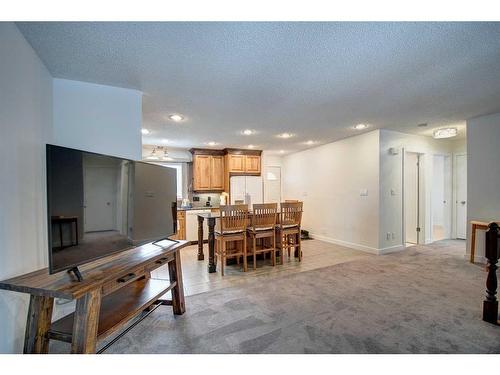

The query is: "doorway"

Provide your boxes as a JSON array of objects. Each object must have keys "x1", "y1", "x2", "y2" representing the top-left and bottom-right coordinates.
[
  {"x1": 455, "y1": 153, "x2": 467, "y2": 239},
  {"x1": 83, "y1": 166, "x2": 118, "y2": 232},
  {"x1": 431, "y1": 155, "x2": 452, "y2": 241},
  {"x1": 404, "y1": 152, "x2": 422, "y2": 245}
]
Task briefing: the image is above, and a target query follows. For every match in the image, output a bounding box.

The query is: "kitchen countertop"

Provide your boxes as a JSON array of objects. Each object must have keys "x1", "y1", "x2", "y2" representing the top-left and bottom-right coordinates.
[{"x1": 178, "y1": 206, "x2": 219, "y2": 211}]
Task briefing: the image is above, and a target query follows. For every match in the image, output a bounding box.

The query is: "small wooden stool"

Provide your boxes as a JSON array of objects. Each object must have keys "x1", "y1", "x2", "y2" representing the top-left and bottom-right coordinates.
[{"x1": 470, "y1": 221, "x2": 492, "y2": 263}]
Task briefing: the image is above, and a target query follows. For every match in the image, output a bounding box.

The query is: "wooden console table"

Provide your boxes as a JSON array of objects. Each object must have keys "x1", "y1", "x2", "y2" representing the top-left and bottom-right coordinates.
[{"x1": 0, "y1": 240, "x2": 188, "y2": 354}]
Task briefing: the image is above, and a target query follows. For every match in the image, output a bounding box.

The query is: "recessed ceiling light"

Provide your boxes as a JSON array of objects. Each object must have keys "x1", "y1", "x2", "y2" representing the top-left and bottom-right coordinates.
[
  {"x1": 161, "y1": 138, "x2": 169, "y2": 144},
  {"x1": 206, "y1": 141, "x2": 218, "y2": 146},
  {"x1": 305, "y1": 140, "x2": 317, "y2": 145},
  {"x1": 277, "y1": 133, "x2": 295, "y2": 139},
  {"x1": 242, "y1": 129, "x2": 254, "y2": 136},
  {"x1": 168, "y1": 114, "x2": 184, "y2": 122},
  {"x1": 248, "y1": 144, "x2": 255, "y2": 149},
  {"x1": 141, "y1": 128, "x2": 150, "y2": 135},
  {"x1": 279, "y1": 150, "x2": 285, "y2": 154},
  {"x1": 433, "y1": 127, "x2": 458, "y2": 139},
  {"x1": 354, "y1": 124, "x2": 368, "y2": 130}
]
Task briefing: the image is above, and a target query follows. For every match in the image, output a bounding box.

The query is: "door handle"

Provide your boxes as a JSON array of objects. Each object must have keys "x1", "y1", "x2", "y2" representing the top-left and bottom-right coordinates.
[{"x1": 461, "y1": 201, "x2": 466, "y2": 205}]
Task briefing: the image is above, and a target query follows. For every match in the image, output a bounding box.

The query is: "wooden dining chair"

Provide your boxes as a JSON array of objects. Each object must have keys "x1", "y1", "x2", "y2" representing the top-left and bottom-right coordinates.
[
  {"x1": 276, "y1": 201, "x2": 303, "y2": 264},
  {"x1": 215, "y1": 204, "x2": 249, "y2": 276},
  {"x1": 247, "y1": 203, "x2": 278, "y2": 270}
]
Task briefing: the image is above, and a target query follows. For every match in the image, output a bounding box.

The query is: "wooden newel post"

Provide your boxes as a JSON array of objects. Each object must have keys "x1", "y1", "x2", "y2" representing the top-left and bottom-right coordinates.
[
  {"x1": 483, "y1": 222, "x2": 499, "y2": 324},
  {"x1": 197, "y1": 215, "x2": 205, "y2": 261}
]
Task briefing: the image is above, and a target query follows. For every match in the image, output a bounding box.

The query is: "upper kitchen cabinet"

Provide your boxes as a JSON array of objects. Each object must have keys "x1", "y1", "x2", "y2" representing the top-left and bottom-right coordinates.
[
  {"x1": 227, "y1": 154, "x2": 245, "y2": 173},
  {"x1": 224, "y1": 149, "x2": 262, "y2": 175},
  {"x1": 190, "y1": 149, "x2": 225, "y2": 192}
]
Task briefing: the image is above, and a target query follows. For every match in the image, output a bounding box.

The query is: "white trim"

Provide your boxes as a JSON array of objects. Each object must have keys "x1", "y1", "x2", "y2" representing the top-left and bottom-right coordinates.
[
  {"x1": 464, "y1": 253, "x2": 487, "y2": 264},
  {"x1": 379, "y1": 245, "x2": 405, "y2": 254},
  {"x1": 310, "y1": 233, "x2": 405, "y2": 255}
]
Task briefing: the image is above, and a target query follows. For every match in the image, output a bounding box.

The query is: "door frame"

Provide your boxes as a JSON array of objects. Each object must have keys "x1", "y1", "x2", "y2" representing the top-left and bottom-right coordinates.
[
  {"x1": 453, "y1": 152, "x2": 467, "y2": 239},
  {"x1": 402, "y1": 149, "x2": 425, "y2": 246},
  {"x1": 430, "y1": 153, "x2": 453, "y2": 242}
]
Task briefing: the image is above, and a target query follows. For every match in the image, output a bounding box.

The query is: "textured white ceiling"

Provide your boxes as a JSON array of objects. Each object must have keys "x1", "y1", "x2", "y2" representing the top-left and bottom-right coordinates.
[{"x1": 16, "y1": 22, "x2": 500, "y2": 153}]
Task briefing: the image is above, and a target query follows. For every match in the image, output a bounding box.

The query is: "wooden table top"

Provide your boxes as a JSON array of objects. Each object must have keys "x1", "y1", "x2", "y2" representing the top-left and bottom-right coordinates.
[{"x1": 0, "y1": 240, "x2": 188, "y2": 300}]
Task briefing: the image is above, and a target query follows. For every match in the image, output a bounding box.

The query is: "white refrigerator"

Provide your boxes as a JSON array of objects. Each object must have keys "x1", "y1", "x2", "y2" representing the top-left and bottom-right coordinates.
[{"x1": 230, "y1": 176, "x2": 263, "y2": 205}]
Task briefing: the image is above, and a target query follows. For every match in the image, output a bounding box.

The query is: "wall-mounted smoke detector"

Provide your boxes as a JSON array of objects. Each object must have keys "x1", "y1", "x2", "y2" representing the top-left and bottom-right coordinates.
[{"x1": 433, "y1": 127, "x2": 458, "y2": 139}]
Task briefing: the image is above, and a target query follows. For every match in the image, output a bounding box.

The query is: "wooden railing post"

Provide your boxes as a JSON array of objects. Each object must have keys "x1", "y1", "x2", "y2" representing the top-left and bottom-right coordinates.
[{"x1": 483, "y1": 222, "x2": 499, "y2": 324}]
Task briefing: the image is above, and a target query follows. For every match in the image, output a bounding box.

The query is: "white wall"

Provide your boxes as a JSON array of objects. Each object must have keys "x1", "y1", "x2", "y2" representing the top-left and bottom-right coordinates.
[
  {"x1": 282, "y1": 131, "x2": 380, "y2": 253},
  {"x1": 379, "y1": 129, "x2": 462, "y2": 250},
  {"x1": 53, "y1": 78, "x2": 143, "y2": 160},
  {"x1": 467, "y1": 112, "x2": 500, "y2": 262},
  {"x1": 0, "y1": 23, "x2": 53, "y2": 353}
]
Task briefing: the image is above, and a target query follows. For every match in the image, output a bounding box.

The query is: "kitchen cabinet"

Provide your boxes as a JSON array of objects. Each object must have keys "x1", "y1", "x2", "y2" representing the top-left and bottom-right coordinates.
[
  {"x1": 210, "y1": 155, "x2": 224, "y2": 190},
  {"x1": 227, "y1": 154, "x2": 246, "y2": 173},
  {"x1": 245, "y1": 155, "x2": 261, "y2": 174},
  {"x1": 191, "y1": 150, "x2": 225, "y2": 192},
  {"x1": 176, "y1": 210, "x2": 186, "y2": 240},
  {"x1": 225, "y1": 152, "x2": 261, "y2": 175}
]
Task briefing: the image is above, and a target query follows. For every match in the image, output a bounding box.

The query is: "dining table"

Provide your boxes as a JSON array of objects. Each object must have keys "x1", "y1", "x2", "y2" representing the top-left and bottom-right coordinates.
[{"x1": 196, "y1": 210, "x2": 300, "y2": 273}]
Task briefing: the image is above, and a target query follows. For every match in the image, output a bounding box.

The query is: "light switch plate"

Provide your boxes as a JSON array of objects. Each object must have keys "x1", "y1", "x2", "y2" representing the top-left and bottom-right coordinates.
[{"x1": 360, "y1": 189, "x2": 368, "y2": 196}]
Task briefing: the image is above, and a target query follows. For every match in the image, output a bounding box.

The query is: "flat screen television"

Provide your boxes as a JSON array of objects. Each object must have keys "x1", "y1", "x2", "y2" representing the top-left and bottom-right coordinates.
[{"x1": 46, "y1": 144, "x2": 177, "y2": 276}]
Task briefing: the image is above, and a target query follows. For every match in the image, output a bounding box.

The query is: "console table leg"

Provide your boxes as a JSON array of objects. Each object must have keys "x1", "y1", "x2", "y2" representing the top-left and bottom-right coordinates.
[
  {"x1": 24, "y1": 295, "x2": 54, "y2": 354},
  {"x1": 168, "y1": 251, "x2": 186, "y2": 315},
  {"x1": 71, "y1": 289, "x2": 102, "y2": 354}
]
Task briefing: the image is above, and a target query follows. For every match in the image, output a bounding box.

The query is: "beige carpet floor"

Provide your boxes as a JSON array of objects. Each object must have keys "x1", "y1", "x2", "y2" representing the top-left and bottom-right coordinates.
[{"x1": 51, "y1": 240, "x2": 500, "y2": 353}]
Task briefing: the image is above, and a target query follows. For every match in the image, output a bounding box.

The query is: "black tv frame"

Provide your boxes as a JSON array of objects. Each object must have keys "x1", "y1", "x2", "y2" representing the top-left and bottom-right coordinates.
[{"x1": 46, "y1": 144, "x2": 177, "y2": 278}]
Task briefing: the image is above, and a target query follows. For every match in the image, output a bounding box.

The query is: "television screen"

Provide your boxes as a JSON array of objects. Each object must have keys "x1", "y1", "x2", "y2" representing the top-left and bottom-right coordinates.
[{"x1": 46, "y1": 144, "x2": 177, "y2": 274}]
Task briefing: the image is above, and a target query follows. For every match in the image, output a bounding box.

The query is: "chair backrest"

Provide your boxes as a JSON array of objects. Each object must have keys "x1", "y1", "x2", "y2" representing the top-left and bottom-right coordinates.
[
  {"x1": 219, "y1": 204, "x2": 249, "y2": 233},
  {"x1": 280, "y1": 201, "x2": 303, "y2": 227},
  {"x1": 251, "y1": 203, "x2": 277, "y2": 230}
]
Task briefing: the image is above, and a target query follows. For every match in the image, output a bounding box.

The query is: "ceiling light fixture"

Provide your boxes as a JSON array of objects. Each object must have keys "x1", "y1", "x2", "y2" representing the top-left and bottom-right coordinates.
[
  {"x1": 278, "y1": 133, "x2": 295, "y2": 139},
  {"x1": 141, "y1": 128, "x2": 150, "y2": 135},
  {"x1": 433, "y1": 127, "x2": 458, "y2": 139},
  {"x1": 169, "y1": 114, "x2": 184, "y2": 122},
  {"x1": 248, "y1": 144, "x2": 255, "y2": 149},
  {"x1": 161, "y1": 138, "x2": 169, "y2": 144},
  {"x1": 279, "y1": 150, "x2": 285, "y2": 154},
  {"x1": 146, "y1": 147, "x2": 159, "y2": 160},
  {"x1": 305, "y1": 140, "x2": 316, "y2": 145},
  {"x1": 206, "y1": 141, "x2": 218, "y2": 147},
  {"x1": 242, "y1": 129, "x2": 254, "y2": 136},
  {"x1": 354, "y1": 124, "x2": 368, "y2": 130}
]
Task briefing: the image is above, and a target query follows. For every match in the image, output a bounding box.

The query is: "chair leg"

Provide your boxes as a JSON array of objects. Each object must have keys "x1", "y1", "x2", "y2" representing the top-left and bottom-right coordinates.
[
  {"x1": 298, "y1": 232, "x2": 302, "y2": 261},
  {"x1": 253, "y1": 235, "x2": 257, "y2": 270},
  {"x1": 272, "y1": 233, "x2": 276, "y2": 266},
  {"x1": 220, "y1": 240, "x2": 225, "y2": 277},
  {"x1": 243, "y1": 236, "x2": 248, "y2": 272}
]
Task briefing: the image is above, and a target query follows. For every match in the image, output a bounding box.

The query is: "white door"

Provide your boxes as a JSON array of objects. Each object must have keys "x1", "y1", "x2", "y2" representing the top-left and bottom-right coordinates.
[
  {"x1": 84, "y1": 166, "x2": 116, "y2": 232},
  {"x1": 455, "y1": 154, "x2": 467, "y2": 239},
  {"x1": 432, "y1": 155, "x2": 451, "y2": 241},
  {"x1": 264, "y1": 166, "x2": 281, "y2": 203},
  {"x1": 404, "y1": 152, "x2": 420, "y2": 244}
]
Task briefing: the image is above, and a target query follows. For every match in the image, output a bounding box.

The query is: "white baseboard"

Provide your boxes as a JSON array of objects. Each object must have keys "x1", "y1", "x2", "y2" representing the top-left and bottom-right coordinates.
[
  {"x1": 378, "y1": 245, "x2": 405, "y2": 254},
  {"x1": 464, "y1": 253, "x2": 487, "y2": 264},
  {"x1": 310, "y1": 233, "x2": 405, "y2": 255}
]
